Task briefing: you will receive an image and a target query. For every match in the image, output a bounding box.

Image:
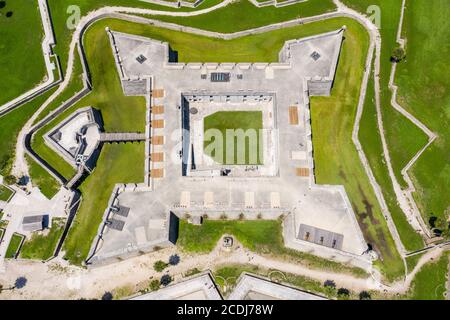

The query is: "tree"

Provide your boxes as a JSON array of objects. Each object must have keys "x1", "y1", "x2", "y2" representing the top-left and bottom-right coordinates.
[
  {"x1": 160, "y1": 274, "x2": 172, "y2": 287},
  {"x1": 153, "y1": 260, "x2": 168, "y2": 272},
  {"x1": 101, "y1": 292, "x2": 113, "y2": 300},
  {"x1": 5, "y1": 11, "x2": 12, "y2": 18},
  {"x1": 323, "y1": 280, "x2": 336, "y2": 288},
  {"x1": 3, "y1": 175, "x2": 16, "y2": 185},
  {"x1": 391, "y1": 46, "x2": 406, "y2": 63},
  {"x1": 359, "y1": 291, "x2": 371, "y2": 300},
  {"x1": 14, "y1": 277, "x2": 27, "y2": 289},
  {"x1": 0, "y1": 1, "x2": 6, "y2": 9},
  {"x1": 149, "y1": 279, "x2": 160, "y2": 291},
  {"x1": 168, "y1": 254, "x2": 180, "y2": 266}
]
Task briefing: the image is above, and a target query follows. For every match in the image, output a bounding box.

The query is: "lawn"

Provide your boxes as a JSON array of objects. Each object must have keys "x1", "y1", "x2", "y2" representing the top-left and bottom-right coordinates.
[
  {"x1": 5, "y1": 233, "x2": 25, "y2": 259},
  {"x1": 0, "y1": 0, "x2": 46, "y2": 106},
  {"x1": 25, "y1": 154, "x2": 61, "y2": 200},
  {"x1": 406, "y1": 253, "x2": 449, "y2": 300},
  {"x1": 203, "y1": 111, "x2": 263, "y2": 164},
  {"x1": 395, "y1": 0, "x2": 450, "y2": 229},
  {"x1": 358, "y1": 69, "x2": 424, "y2": 251},
  {"x1": 0, "y1": 184, "x2": 14, "y2": 202},
  {"x1": 145, "y1": 0, "x2": 336, "y2": 33},
  {"x1": 178, "y1": 219, "x2": 368, "y2": 277},
  {"x1": 63, "y1": 143, "x2": 144, "y2": 265},
  {"x1": 20, "y1": 218, "x2": 66, "y2": 260}
]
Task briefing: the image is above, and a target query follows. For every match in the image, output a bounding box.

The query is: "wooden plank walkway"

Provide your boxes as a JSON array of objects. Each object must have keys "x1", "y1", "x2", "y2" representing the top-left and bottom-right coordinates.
[{"x1": 99, "y1": 132, "x2": 145, "y2": 142}]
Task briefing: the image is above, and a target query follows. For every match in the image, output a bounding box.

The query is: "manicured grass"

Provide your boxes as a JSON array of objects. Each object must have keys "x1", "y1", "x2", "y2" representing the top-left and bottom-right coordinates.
[
  {"x1": 178, "y1": 219, "x2": 368, "y2": 277},
  {"x1": 48, "y1": 0, "x2": 226, "y2": 72},
  {"x1": 0, "y1": 0, "x2": 46, "y2": 106},
  {"x1": 5, "y1": 233, "x2": 24, "y2": 259},
  {"x1": 0, "y1": 184, "x2": 14, "y2": 202},
  {"x1": 203, "y1": 111, "x2": 263, "y2": 164},
  {"x1": 25, "y1": 154, "x2": 60, "y2": 199},
  {"x1": 0, "y1": 228, "x2": 4, "y2": 241},
  {"x1": 146, "y1": 0, "x2": 336, "y2": 33},
  {"x1": 359, "y1": 70, "x2": 424, "y2": 251},
  {"x1": 20, "y1": 218, "x2": 66, "y2": 260},
  {"x1": 406, "y1": 253, "x2": 449, "y2": 300},
  {"x1": 63, "y1": 143, "x2": 144, "y2": 265},
  {"x1": 395, "y1": 0, "x2": 450, "y2": 229},
  {"x1": 307, "y1": 18, "x2": 404, "y2": 279}
]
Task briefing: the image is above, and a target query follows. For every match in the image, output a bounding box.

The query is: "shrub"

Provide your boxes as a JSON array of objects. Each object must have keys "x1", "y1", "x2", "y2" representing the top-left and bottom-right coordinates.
[
  {"x1": 359, "y1": 291, "x2": 371, "y2": 300},
  {"x1": 149, "y1": 279, "x2": 160, "y2": 291},
  {"x1": 168, "y1": 254, "x2": 180, "y2": 266},
  {"x1": 238, "y1": 213, "x2": 245, "y2": 220},
  {"x1": 337, "y1": 288, "x2": 350, "y2": 299},
  {"x1": 160, "y1": 274, "x2": 172, "y2": 287},
  {"x1": 3, "y1": 175, "x2": 16, "y2": 185},
  {"x1": 153, "y1": 260, "x2": 168, "y2": 272},
  {"x1": 391, "y1": 46, "x2": 406, "y2": 62},
  {"x1": 101, "y1": 292, "x2": 113, "y2": 300}
]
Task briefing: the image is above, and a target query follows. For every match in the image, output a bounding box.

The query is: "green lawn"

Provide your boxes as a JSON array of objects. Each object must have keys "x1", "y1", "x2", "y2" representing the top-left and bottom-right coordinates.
[
  {"x1": 0, "y1": 0, "x2": 46, "y2": 106},
  {"x1": 406, "y1": 253, "x2": 449, "y2": 300},
  {"x1": 359, "y1": 69, "x2": 424, "y2": 251},
  {"x1": 5, "y1": 233, "x2": 25, "y2": 259},
  {"x1": 20, "y1": 218, "x2": 66, "y2": 260},
  {"x1": 395, "y1": 0, "x2": 450, "y2": 230},
  {"x1": 145, "y1": 0, "x2": 336, "y2": 33},
  {"x1": 25, "y1": 155, "x2": 61, "y2": 200},
  {"x1": 204, "y1": 111, "x2": 263, "y2": 164},
  {"x1": 178, "y1": 219, "x2": 367, "y2": 277},
  {"x1": 0, "y1": 185, "x2": 14, "y2": 202},
  {"x1": 63, "y1": 143, "x2": 144, "y2": 265}
]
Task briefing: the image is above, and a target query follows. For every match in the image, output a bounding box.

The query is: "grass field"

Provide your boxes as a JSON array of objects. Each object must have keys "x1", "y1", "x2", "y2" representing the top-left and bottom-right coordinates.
[
  {"x1": 20, "y1": 218, "x2": 66, "y2": 260},
  {"x1": 25, "y1": 154, "x2": 60, "y2": 199},
  {"x1": 395, "y1": 0, "x2": 450, "y2": 229},
  {"x1": 0, "y1": 184, "x2": 14, "y2": 202},
  {"x1": 406, "y1": 253, "x2": 449, "y2": 300},
  {"x1": 5, "y1": 233, "x2": 24, "y2": 259},
  {"x1": 63, "y1": 143, "x2": 144, "y2": 265},
  {"x1": 0, "y1": 0, "x2": 46, "y2": 106},
  {"x1": 359, "y1": 70, "x2": 424, "y2": 251},
  {"x1": 203, "y1": 111, "x2": 263, "y2": 164},
  {"x1": 178, "y1": 219, "x2": 368, "y2": 277},
  {"x1": 144, "y1": 0, "x2": 336, "y2": 33}
]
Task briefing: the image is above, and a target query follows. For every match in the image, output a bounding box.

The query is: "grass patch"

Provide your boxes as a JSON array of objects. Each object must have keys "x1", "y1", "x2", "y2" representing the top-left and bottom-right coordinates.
[
  {"x1": 203, "y1": 111, "x2": 263, "y2": 164},
  {"x1": 25, "y1": 154, "x2": 60, "y2": 199},
  {"x1": 358, "y1": 69, "x2": 424, "y2": 251},
  {"x1": 0, "y1": 0, "x2": 46, "y2": 106},
  {"x1": 406, "y1": 253, "x2": 449, "y2": 300},
  {"x1": 20, "y1": 218, "x2": 66, "y2": 260},
  {"x1": 178, "y1": 219, "x2": 367, "y2": 277},
  {"x1": 396, "y1": 0, "x2": 450, "y2": 228},
  {"x1": 145, "y1": 0, "x2": 336, "y2": 33},
  {"x1": 5, "y1": 233, "x2": 25, "y2": 259},
  {"x1": 63, "y1": 143, "x2": 144, "y2": 265},
  {"x1": 0, "y1": 184, "x2": 14, "y2": 202},
  {"x1": 405, "y1": 253, "x2": 425, "y2": 274}
]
